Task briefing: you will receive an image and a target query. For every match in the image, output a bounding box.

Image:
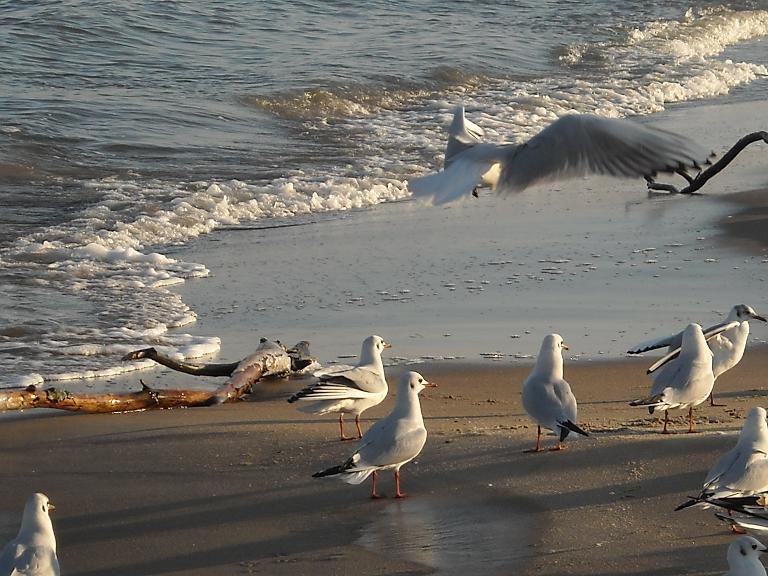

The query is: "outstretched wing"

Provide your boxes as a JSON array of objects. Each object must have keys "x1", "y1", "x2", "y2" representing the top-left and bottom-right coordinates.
[{"x1": 498, "y1": 114, "x2": 712, "y2": 195}]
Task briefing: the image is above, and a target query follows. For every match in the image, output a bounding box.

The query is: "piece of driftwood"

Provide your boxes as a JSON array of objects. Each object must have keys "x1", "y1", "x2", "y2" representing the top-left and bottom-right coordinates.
[
  {"x1": 0, "y1": 338, "x2": 314, "y2": 414},
  {"x1": 646, "y1": 131, "x2": 767, "y2": 194}
]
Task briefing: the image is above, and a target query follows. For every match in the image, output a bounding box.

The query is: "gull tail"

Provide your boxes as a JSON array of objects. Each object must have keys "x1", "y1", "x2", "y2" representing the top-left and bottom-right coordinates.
[
  {"x1": 312, "y1": 465, "x2": 346, "y2": 478},
  {"x1": 629, "y1": 394, "x2": 664, "y2": 408},
  {"x1": 313, "y1": 453, "x2": 359, "y2": 479},
  {"x1": 558, "y1": 420, "x2": 589, "y2": 441},
  {"x1": 674, "y1": 497, "x2": 702, "y2": 511}
]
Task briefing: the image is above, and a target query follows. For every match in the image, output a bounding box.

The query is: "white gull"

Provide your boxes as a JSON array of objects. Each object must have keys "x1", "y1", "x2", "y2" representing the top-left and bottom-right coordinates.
[
  {"x1": 313, "y1": 370, "x2": 436, "y2": 498},
  {"x1": 288, "y1": 335, "x2": 390, "y2": 440}
]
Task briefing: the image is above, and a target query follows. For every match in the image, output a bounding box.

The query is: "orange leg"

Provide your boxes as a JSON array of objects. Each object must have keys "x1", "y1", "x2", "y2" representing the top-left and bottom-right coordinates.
[
  {"x1": 524, "y1": 426, "x2": 544, "y2": 453},
  {"x1": 687, "y1": 406, "x2": 697, "y2": 433},
  {"x1": 339, "y1": 415, "x2": 355, "y2": 441},
  {"x1": 661, "y1": 410, "x2": 672, "y2": 434},
  {"x1": 394, "y1": 469, "x2": 407, "y2": 499},
  {"x1": 354, "y1": 414, "x2": 363, "y2": 439},
  {"x1": 709, "y1": 392, "x2": 726, "y2": 407},
  {"x1": 370, "y1": 471, "x2": 383, "y2": 499}
]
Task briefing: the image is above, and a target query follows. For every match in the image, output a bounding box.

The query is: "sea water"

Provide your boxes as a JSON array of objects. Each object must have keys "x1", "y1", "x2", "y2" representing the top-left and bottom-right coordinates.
[{"x1": 1, "y1": 1, "x2": 767, "y2": 387}]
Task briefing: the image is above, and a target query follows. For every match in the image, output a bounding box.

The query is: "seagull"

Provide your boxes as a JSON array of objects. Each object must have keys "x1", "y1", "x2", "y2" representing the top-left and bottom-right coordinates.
[
  {"x1": 0, "y1": 493, "x2": 59, "y2": 576},
  {"x1": 288, "y1": 335, "x2": 391, "y2": 441},
  {"x1": 724, "y1": 536, "x2": 767, "y2": 576},
  {"x1": 444, "y1": 105, "x2": 500, "y2": 191},
  {"x1": 410, "y1": 107, "x2": 712, "y2": 204},
  {"x1": 629, "y1": 304, "x2": 766, "y2": 406},
  {"x1": 676, "y1": 407, "x2": 768, "y2": 512},
  {"x1": 313, "y1": 370, "x2": 436, "y2": 498},
  {"x1": 521, "y1": 334, "x2": 589, "y2": 452},
  {"x1": 630, "y1": 323, "x2": 727, "y2": 434}
]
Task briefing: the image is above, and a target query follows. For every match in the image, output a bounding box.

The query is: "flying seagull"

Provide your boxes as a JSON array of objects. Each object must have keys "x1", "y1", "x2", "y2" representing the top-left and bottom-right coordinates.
[{"x1": 410, "y1": 105, "x2": 713, "y2": 204}]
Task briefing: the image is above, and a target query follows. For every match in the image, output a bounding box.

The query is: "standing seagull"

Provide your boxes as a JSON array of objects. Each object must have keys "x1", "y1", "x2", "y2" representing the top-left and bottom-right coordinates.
[
  {"x1": 288, "y1": 335, "x2": 391, "y2": 441},
  {"x1": 630, "y1": 323, "x2": 723, "y2": 434},
  {"x1": 724, "y1": 536, "x2": 767, "y2": 576},
  {"x1": 313, "y1": 371, "x2": 436, "y2": 498},
  {"x1": 629, "y1": 304, "x2": 766, "y2": 406},
  {"x1": 410, "y1": 107, "x2": 712, "y2": 204},
  {"x1": 521, "y1": 334, "x2": 589, "y2": 452},
  {"x1": 676, "y1": 407, "x2": 768, "y2": 512},
  {"x1": 0, "y1": 493, "x2": 59, "y2": 576}
]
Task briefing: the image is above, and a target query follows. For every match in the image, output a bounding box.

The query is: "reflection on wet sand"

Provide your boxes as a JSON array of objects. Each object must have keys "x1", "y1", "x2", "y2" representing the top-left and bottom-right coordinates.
[{"x1": 355, "y1": 494, "x2": 532, "y2": 574}]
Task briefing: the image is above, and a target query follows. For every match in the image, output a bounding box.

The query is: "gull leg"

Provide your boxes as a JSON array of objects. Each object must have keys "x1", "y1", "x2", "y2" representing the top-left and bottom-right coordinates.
[
  {"x1": 370, "y1": 471, "x2": 383, "y2": 499},
  {"x1": 709, "y1": 392, "x2": 726, "y2": 407},
  {"x1": 339, "y1": 415, "x2": 355, "y2": 441},
  {"x1": 355, "y1": 414, "x2": 363, "y2": 439},
  {"x1": 524, "y1": 426, "x2": 544, "y2": 453},
  {"x1": 394, "y1": 469, "x2": 407, "y2": 499},
  {"x1": 687, "y1": 406, "x2": 697, "y2": 433},
  {"x1": 661, "y1": 410, "x2": 672, "y2": 434}
]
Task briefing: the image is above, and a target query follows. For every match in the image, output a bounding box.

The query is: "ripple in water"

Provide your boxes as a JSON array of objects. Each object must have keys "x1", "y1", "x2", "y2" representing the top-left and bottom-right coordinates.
[{"x1": 355, "y1": 495, "x2": 532, "y2": 574}]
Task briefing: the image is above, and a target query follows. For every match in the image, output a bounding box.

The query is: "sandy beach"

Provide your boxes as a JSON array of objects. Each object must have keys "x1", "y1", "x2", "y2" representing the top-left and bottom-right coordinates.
[
  {"x1": 3, "y1": 351, "x2": 768, "y2": 575},
  {"x1": 2, "y1": 100, "x2": 768, "y2": 574}
]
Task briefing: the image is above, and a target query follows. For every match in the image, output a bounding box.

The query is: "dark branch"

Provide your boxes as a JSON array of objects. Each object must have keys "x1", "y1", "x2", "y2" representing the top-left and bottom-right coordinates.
[
  {"x1": 646, "y1": 131, "x2": 768, "y2": 195},
  {"x1": 122, "y1": 348, "x2": 240, "y2": 376}
]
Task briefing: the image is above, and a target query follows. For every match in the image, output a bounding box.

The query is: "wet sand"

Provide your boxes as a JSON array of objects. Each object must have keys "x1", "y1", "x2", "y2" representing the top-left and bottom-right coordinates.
[{"x1": 2, "y1": 351, "x2": 768, "y2": 575}]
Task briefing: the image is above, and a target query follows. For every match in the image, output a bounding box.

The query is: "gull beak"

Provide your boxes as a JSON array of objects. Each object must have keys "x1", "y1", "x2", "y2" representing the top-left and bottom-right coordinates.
[
  {"x1": 754, "y1": 314, "x2": 767, "y2": 322},
  {"x1": 48, "y1": 502, "x2": 56, "y2": 512},
  {"x1": 424, "y1": 381, "x2": 438, "y2": 388},
  {"x1": 384, "y1": 342, "x2": 393, "y2": 349},
  {"x1": 562, "y1": 343, "x2": 570, "y2": 351}
]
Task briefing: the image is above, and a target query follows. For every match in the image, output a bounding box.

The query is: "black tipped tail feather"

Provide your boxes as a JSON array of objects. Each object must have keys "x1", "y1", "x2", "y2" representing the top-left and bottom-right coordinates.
[
  {"x1": 674, "y1": 497, "x2": 701, "y2": 512},
  {"x1": 558, "y1": 420, "x2": 589, "y2": 441},
  {"x1": 313, "y1": 465, "x2": 346, "y2": 478}
]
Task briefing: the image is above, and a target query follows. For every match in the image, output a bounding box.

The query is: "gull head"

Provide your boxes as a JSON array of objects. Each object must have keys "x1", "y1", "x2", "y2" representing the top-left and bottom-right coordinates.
[
  {"x1": 680, "y1": 323, "x2": 707, "y2": 353},
  {"x1": 731, "y1": 304, "x2": 767, "y2": 323},
  {"x1": 20, "y1": 493, "x2": 56, "y2": 541},
  {"x1": 360, "y1": 335, "x2": 391, "y2": 363},
  {"x1": 727, "y1": 535, "x2": 767, "y2": 568},
  {"x1": 542, "y1": 333, "x2": 569, "y2": 353},
  {"x1": 741, "y1": 406, "x2": 768, "y2": 446},
  {"x1": 400, "y1": 371, "x2": 437, "y2": 397}
]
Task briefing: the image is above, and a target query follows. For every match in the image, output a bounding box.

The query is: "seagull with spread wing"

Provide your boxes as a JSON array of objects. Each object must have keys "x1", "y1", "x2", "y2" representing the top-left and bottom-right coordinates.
[{"x1": 411, "y1": 105, "x2": 712, "y2": 204}]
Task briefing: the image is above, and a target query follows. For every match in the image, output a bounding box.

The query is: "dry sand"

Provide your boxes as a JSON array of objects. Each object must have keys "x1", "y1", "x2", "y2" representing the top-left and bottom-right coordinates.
[{"x1": 2, "y1": 349, "x2": 768, "y2": 575}]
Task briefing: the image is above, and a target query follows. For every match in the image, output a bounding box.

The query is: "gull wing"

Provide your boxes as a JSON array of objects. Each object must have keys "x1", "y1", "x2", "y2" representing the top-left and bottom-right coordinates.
[
  {"x1": 498, "y1": 114, "x2": 711, "y2": 195},
  {"x1": 646, "y1": 321, "x2": 740, "y2": 375},
  {"x1": 627, "y1": 332, "x2": 681, "y2": 355},
  {"x1": 410, "y1": 143, "x2": 513, "y2": 204}
]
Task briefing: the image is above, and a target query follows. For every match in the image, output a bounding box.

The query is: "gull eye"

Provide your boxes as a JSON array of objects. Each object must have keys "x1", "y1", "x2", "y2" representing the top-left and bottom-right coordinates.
[{"x1": 754, "y1": 544, "x2": 759, "y2": 550}]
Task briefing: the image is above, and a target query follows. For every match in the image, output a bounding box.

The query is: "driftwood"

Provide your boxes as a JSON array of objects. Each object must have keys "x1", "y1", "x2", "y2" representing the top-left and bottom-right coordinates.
[
  {"x1": 646, "y1": 131, "x2": 767, "y2": 194},
  {"x1": 0, "y1": 338, "x2": 314, "y2": 414}
]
